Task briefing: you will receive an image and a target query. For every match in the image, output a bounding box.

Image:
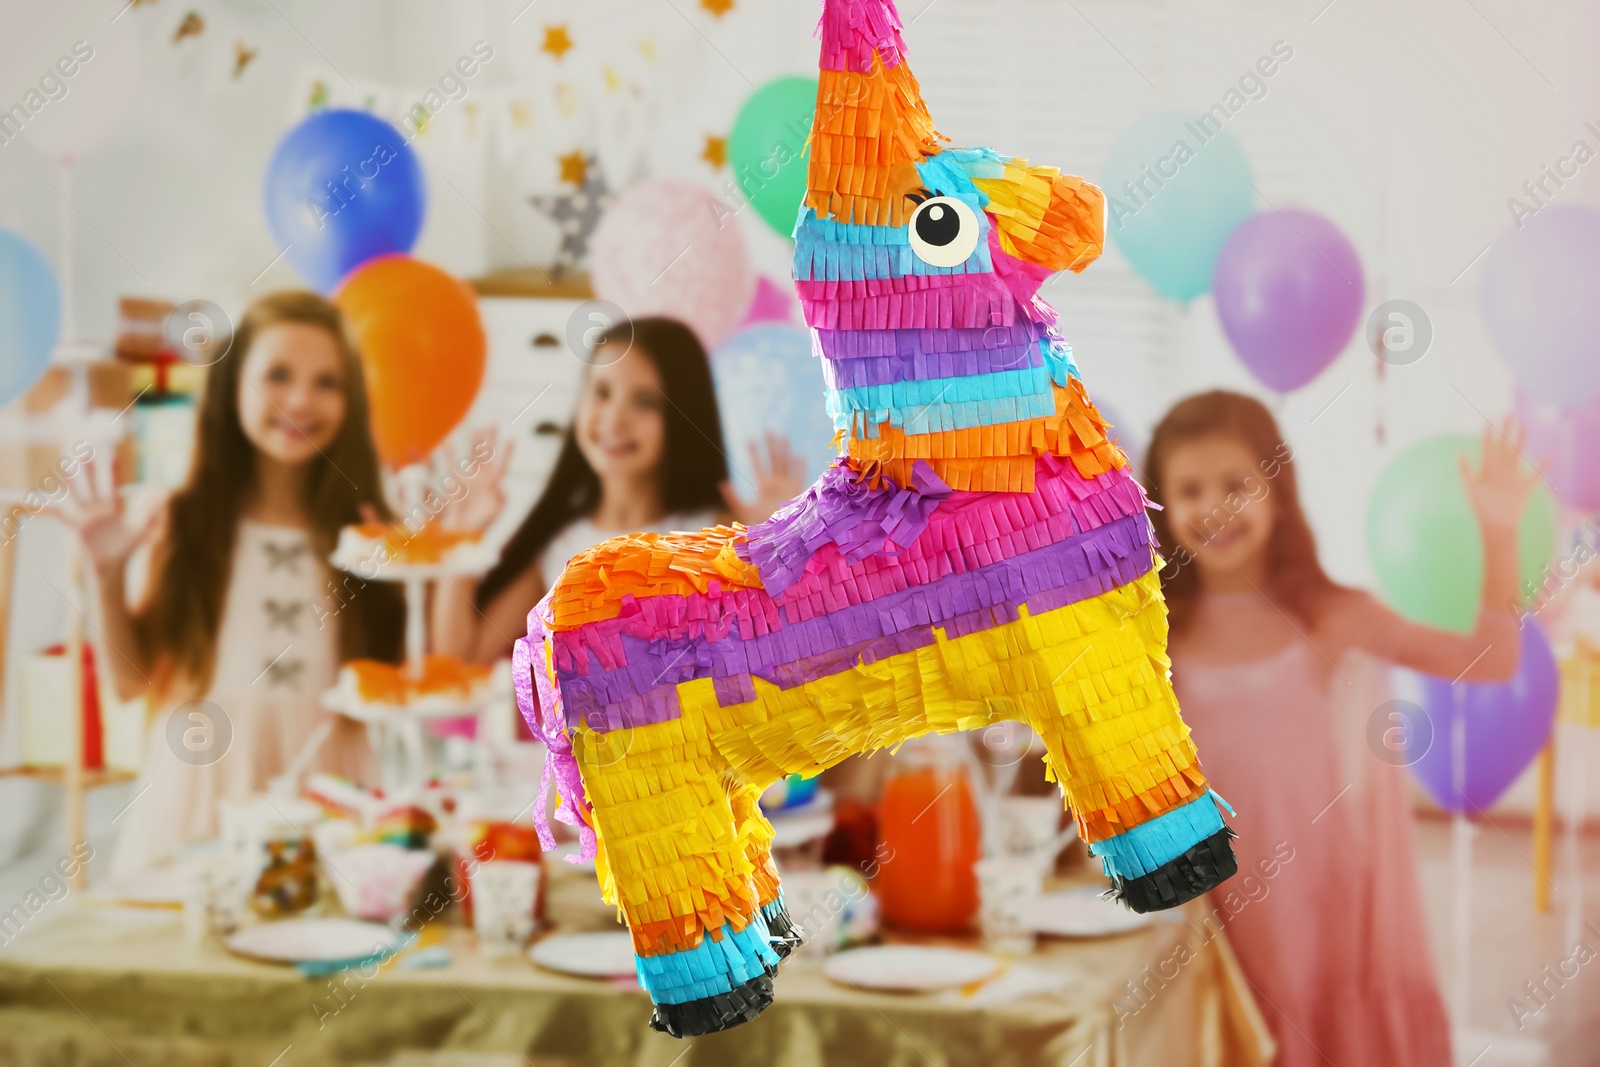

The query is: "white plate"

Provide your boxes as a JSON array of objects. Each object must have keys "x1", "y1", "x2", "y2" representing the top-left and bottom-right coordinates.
[
  {"x1": 321, "y1": 687, "x2": 493, "y2": 722},
  {"x1": 1025, "y1": 888, "x2": 1155, "y2": 938},
  {"x1": 823, "y1": 945, "x2": 998, "y2": 992},
  {"x1": 226, "y1": 918, "x2": 402, "y2": 965},
  {"x1": 329, "y1": 546, "x2": 498, "y2": 581},
  {"x1": 529, "y1": 932, "x2": 637, "y2": 978}
]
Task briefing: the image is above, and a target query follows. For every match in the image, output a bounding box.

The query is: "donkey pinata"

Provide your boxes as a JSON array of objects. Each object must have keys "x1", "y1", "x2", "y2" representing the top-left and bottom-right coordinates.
[{"x1": 514, "y1": 0, "x2": 1237, "y2": 1037}]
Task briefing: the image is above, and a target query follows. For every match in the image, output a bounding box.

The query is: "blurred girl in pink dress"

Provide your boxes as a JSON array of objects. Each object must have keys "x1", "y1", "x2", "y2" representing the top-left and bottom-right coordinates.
[
  {"x1": 53, "y1": 292, "x2": 404, "y2": 877},
  {"x1": 1147, "y1": 391, "x2": 1536, "y2": 1067}
]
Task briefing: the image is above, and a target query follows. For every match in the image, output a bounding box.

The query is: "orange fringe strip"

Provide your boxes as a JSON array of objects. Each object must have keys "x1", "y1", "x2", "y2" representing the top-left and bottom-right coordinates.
[
  {"x1": 546, "y1": 526, "x2": 764, "y2": 631},
  {"x1": 845, "y1": 378, "x2": 1129, "y2": 492},
  {"x1": 806, "y1": 53, "x2": 945, "y2": 228}
]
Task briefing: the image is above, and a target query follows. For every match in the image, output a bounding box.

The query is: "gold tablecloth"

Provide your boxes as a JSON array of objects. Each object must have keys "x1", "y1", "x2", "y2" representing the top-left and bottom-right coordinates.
[{"x1": 0, "y1": 864, "x2": 1273, "y2": 1067}]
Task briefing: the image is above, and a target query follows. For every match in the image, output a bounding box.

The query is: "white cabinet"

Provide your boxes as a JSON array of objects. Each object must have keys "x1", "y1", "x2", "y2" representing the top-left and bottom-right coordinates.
[{"x1": 469, "y1": 295, "x2": 589, "y2": 549}]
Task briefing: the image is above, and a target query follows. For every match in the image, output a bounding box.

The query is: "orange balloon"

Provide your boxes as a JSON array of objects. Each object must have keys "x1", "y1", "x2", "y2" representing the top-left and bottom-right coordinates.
[{"x1": 335, "y1": 255, "x2": 486, "y2": 467}]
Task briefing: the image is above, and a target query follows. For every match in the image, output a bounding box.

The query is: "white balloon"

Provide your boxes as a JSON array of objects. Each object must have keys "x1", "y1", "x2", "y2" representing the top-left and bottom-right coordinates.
[{"x1": 23, "y1": 10, "x2": 142, "y2": 161}]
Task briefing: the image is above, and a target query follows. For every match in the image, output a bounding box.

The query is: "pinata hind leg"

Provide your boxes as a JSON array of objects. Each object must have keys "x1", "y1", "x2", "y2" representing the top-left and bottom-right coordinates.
[
  {"x1": 573, "y1": 717, "x2": 791, "y2": 1037},
  {"x1": 731, "y1": 780, "x2": 805, "y2": 960}
]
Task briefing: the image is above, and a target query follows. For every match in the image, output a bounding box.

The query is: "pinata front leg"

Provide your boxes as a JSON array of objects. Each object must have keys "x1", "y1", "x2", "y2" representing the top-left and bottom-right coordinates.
[
  {"x1": 574, "y1": 722, "x2": 785, "y2": 1037},
  {"x1": 1022, "y1": 590, "x2": 1238, "y2": 913}
]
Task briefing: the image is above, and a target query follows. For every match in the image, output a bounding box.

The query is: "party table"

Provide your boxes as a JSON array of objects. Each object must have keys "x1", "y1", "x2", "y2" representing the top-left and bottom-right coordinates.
[{"x1": 0, "y1": 862, "x2": 1273, "y2": 1067}]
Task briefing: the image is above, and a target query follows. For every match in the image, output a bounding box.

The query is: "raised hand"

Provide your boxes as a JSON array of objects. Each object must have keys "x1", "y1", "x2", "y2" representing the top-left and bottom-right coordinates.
[
  {"x1": 46, "y1": 455, "x2": 165, "y2": 575},
  {"x1": 438, "y1": 427, "x2": 513, "y2": 533},
  {"x1": 720, "y1": 433, "x2": 806, "y2": 526},
  {"x1": 1460, "y1": 419, "x2": 1540, "y2": 532}
]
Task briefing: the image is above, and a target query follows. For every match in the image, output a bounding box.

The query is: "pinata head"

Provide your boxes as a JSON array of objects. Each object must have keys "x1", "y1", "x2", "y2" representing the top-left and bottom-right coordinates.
[{"x1": 796, "y1": 0, "x2": 1112, "y2": 492}]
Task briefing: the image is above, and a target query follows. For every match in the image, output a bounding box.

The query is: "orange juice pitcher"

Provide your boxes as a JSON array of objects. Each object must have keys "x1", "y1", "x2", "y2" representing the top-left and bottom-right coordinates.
[{"x1": 876, "y1": 736, "x2": 982, "y2": 933}]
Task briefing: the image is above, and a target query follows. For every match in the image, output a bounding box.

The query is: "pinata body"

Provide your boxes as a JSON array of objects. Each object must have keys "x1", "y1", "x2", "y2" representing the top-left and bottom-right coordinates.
[{"x1": 514, "y1": 0, "x2": 1237, "y2": 1037}]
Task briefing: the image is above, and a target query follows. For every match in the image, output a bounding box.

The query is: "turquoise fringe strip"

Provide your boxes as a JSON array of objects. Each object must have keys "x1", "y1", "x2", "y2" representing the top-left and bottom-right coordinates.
[{"x1": 1088, "y1": 791, "x2": 1229, "y2": 882}]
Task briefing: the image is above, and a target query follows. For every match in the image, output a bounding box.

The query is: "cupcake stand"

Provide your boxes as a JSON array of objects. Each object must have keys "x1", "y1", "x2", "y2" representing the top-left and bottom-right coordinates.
[{"x1": 320, "y1": 528, "x2": 510, "y2": 797}]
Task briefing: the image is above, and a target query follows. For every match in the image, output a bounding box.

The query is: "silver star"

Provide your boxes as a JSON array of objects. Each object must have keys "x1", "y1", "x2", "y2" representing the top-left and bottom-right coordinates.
[{"x1": 529, "y1": 154, "x2": 613, "y2": 273}]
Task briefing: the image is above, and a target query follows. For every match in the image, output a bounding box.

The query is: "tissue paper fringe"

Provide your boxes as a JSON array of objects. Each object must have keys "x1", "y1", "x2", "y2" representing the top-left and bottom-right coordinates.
[
  {"x1": 554, "y1": 513, "x2": 1155, "y2": 724},
  {"x1": 556, "y1": 569, "x2": 1217, "y2": 965},
  {"x1": 847, "y1": 378, "x2": 1127, "y2": 491},
  {"x1": 1109, "y1": 827, "x2": 1240, "y2": 914},
  {"x1": 973, "y1": 159, "x2": 1107, "y2": 274},
  {"x1": 510, "y1": 0, "x2": 1237, "y2": 1035},
  {"x1": 806, "y1": 53, "x2": 944, "y2": 229}
]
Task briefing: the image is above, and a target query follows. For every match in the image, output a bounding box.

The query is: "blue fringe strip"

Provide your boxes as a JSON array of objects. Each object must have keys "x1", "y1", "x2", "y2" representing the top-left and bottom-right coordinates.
[
  {"x1": 633, "y1": 910, "x2": 782, "y2": 1007},
  {"x1": 1088, "y1": 791, "x2": 1229, "y2": 882}
]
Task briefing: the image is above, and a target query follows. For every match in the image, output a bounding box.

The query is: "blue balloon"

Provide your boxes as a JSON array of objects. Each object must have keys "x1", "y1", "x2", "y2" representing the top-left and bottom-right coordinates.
[
  {"x1": 710, "y1": 324, "x2": 837, "y2": 492},
  {"x1": 0, "y1": 231, "x2": 61, "y2": 407},
  {"x1": 1099, "y1": 112, "x2": 1255, "y2": 301},
  {"x1": 264, "y1": 109, "x2": 425, "y2": 293}
]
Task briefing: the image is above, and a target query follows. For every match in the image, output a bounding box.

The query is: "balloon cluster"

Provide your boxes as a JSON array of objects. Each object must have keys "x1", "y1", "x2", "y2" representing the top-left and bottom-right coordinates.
[
  {"x1": 1366, "y1": 437, "x2": 1560, "y2": 809},
  {"x1": 1101, "y1": 113, "x2": 1364, "y2": 393},
  {"x1": 1364, "y1": 203, "x2": 1600, "y2": 808},
  {"x1": 264, "y1": 109, "x2": 484, "y2": 467}
]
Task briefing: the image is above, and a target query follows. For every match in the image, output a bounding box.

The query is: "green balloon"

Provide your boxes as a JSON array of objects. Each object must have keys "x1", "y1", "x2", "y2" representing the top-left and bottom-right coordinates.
[
  {"x1": 1366, "y1": 434, "x2": 1556, "y2": 632},
  {"x1": 728, "y1": 76, "x2": 818, "y2": 239}
]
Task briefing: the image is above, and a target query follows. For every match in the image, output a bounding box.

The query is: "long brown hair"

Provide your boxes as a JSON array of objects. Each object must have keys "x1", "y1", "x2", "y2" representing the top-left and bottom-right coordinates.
[
  {"x1": 136, "y1": 291, "x2": 403, "y2": 694},
  {"x1": 1146, "y1": 390, "x2": 1342, "y2": 636},
  {"x1": 475, "y1": 317, "x2": 731, "y2": 611}
]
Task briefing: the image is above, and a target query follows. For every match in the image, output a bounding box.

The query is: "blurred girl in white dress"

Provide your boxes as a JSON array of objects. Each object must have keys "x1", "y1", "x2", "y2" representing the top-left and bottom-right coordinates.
[{"x1": 54, "y1": 291, "x2": 404, "y2": 877}]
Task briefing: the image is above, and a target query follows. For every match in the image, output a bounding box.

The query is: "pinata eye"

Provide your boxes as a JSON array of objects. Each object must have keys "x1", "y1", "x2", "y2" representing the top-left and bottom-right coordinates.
[{"x1": 907, "y1": 196, "x2": 980, "y2": 267}]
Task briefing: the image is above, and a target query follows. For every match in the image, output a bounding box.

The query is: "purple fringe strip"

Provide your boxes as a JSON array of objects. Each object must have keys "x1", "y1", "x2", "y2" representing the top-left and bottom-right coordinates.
[{"x1": 512, "y1": 596, "x2": 597, "y2": 862}]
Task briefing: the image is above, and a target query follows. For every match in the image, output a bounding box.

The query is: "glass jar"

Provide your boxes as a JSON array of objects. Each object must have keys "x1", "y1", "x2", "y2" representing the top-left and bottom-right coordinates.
[{"x1": 875, "y1": 735, "x2": 982, "y2": 933}]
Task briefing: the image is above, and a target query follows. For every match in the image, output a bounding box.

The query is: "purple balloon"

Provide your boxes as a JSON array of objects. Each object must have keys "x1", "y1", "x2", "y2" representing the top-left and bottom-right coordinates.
[
  {"x1": 1394, "y1": 621, "x2": 1558, "y2": 813},
  {"x1": 1515, "y1": 388, "x2": 1600, "y2": 509},
  {"x1": 1483, "y1": 205, "x2": 1600, "y2": 406},
  {"x1": 1213, "y1": 210, "x2": 1365, "y2": 392}
]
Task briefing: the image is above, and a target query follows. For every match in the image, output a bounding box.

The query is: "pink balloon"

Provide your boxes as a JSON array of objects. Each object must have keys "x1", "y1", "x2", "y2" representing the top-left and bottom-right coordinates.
[
  {"x1": 738, "y1": 276, "x2": 796, "y2": 327},
  {"x1": 590, "y1": 180, "x2": 755, "y2": 350},
  {"x1": 1213, "y1": 210, "x2": 1365, "y2": 393},
  {"x1": 1515, "y1": 389, "x2": 1600, "y2": 509}
]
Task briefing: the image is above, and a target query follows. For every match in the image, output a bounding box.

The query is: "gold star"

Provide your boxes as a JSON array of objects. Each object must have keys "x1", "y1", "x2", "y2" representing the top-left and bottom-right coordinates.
[
  {"x1": 558, "y1": 150, "x2": 588, "y2": 185},
  {"x1": 701, "y1": 0, "x2": 735, "y2": 15},
  {"x1": 541, "y1": 25, "x2": 573, "y2": 59},
  {"x1": 702, "y1": 135, "x2": 727, "y2": 169},
  {"x1": 638, "y1": 36, "x2": 657, "y2": 64},
  {"x1": 603, "y1": 65, "x2": 621, "y2": 92}
]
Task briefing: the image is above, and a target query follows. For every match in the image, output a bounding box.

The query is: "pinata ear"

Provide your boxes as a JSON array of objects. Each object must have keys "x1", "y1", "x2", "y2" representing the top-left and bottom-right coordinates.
[
  {"x1": 808, "y1": 0, "x2": 945, "y2": 227},
  {"x1": 974, "y1": 161, "x2": 1107, "y2": 274}
]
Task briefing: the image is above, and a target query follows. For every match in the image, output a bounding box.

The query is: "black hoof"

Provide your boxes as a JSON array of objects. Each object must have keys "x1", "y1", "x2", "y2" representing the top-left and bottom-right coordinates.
[
  {"x1": 1111, "y1": 827, "x2": 1238, "y2": 913},
  {"x1": 763, "y1": 899, "x2": 804, "y2": 960},
  {"x1": 648, "y1": 969, "x2": 777, "y2": 1038}
]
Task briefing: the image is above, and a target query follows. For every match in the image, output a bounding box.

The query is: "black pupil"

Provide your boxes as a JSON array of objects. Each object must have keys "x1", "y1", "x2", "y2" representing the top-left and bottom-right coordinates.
[{"x1": 915, "y1": 201, "x2": 961, "y2": 247}]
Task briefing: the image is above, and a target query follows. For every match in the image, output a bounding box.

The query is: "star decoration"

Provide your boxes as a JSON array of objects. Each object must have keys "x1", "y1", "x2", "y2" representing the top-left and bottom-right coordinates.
[
  {"x1": 530, "y1": 154, "x2": 613, "y2": 274},
  {"x1": 541, "y1": 25, "x2": 573, "y2": 59},
  {"x1": 232, "y1": 42, "x2": 259, "y2": 79},
  {"x1": 173, "y1": 11, "x2": 204, "y2": 42},
  {"x1": 701, "y1": 0, "x2": 735, "y2": 15},
  {"x1": 638, "y1": 36, "x2": 657, "y2": 64},
  {"x1": 702, "y1": 135, "x2": 727, "y2": 169},
  {"x1": 557, "y1": 150, "x2": 588, "y2": 185}
]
